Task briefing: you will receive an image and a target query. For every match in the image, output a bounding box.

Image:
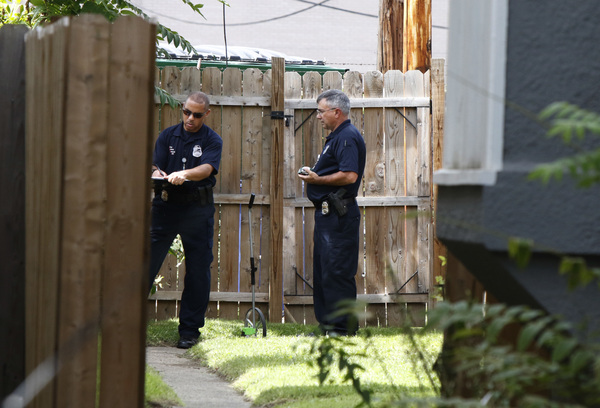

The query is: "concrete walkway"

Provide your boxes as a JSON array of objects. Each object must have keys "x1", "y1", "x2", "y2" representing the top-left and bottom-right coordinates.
[{"x1": 146, "y1": 347, "x2": 252, "y2": 408}]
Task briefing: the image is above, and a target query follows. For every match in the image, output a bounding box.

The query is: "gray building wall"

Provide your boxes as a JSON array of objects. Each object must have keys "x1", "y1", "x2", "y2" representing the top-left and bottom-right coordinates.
[
  {"x1": 437, "y1": 0, "x2": 600, "y2": 336},
  {"x1": 495, "y1": 0, "x2": 600, "y2": 254}
]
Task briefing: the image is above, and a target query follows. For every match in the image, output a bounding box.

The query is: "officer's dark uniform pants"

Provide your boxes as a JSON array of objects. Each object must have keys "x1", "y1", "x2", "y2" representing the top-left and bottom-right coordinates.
[
  {"x1": 149, "y1": 200, "x2": 215, "y2": 340},
  {"x1": 313, "y1": 202, "x2": 360, "y2": 335}
]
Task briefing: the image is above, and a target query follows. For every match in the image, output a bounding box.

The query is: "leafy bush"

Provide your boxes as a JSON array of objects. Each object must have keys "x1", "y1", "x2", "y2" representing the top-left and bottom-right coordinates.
[
  {"x1": 529, "y1": 101, "x2": 600, "y2": 188},
  {"x1": 312, "y1": 301, "x2": 600, "y2": 407}
]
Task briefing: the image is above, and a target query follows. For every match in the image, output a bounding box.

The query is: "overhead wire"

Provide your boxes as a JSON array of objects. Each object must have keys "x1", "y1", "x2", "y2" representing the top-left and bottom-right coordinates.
[
  {"x1": 131, "y1": 0, "x2": 376, "y2": 27},
  {"x1": 294, "y1": 0, "x2": 377, "y2": 18}
]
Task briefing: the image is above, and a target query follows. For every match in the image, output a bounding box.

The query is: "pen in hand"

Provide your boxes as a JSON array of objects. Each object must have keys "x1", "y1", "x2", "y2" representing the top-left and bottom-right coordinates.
[{"x1": 153, "y1": 164, "x2": 168, "y2": 178}]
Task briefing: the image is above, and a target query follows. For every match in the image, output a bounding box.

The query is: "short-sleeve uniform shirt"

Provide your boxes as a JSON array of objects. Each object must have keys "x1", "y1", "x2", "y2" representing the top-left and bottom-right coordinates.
[
  {"x1": 307, "y1": 119, "x2": 366, "y2": 203},
  {"x1": 153, "y1": 122, "x2": 223, "y2": 193}
]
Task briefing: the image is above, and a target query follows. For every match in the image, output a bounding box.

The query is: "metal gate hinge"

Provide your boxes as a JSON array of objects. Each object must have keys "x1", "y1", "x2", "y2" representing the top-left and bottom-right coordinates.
[{"x1": 270, "y1": 111, "x2": 293, "y2": 127}]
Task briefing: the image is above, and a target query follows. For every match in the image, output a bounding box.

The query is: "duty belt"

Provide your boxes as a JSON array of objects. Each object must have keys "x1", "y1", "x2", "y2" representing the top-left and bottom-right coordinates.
[
  {"x1": 155, "y1": 185, "x2": 214, "y2": 205},
  {"x1": 314, "y1": 197, "x2": 356, "y2": 215}
]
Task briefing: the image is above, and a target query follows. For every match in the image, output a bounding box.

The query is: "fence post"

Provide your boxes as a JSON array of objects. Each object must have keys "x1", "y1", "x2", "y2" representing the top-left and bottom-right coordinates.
[
  {"x1": 0, "y1": 23, "x2": 28, "y2": 401},
  {"x1": 98, "y1": 15, "x2": 156, "y2": 408},
  {"x1": 269, "y1": 57, "x2": 285, "y2": 322},
  {"x1": 431, "y1": 58, "x2": 447, "y2": 307}
]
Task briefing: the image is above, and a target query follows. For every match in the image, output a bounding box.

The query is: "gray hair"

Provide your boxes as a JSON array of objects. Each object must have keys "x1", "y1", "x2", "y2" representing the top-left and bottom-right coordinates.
[
  {"x1": 317, "y1": 89, "x2": 350, "y2": 116},
  {"x1": 187, "y1": 91, "x2": 210, "y2": 107}
]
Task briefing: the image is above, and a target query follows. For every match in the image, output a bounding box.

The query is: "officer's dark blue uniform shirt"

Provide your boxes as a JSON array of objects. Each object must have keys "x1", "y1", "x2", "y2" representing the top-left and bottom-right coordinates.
[
  {"x1": 153, "y1": 122, "x2": 223, "y2": 193},
  {"x1": 307, "y1": 119, "x2": 366, "y2": 203}
]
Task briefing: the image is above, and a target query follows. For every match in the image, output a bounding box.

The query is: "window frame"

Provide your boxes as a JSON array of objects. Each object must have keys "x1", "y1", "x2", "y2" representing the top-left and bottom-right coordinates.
[{"x1": 433, "y1": 0, "x2": 509, "y2": 186}]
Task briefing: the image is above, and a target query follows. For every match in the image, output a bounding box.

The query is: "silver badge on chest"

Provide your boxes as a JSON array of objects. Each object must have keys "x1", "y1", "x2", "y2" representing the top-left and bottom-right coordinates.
[{"x1": 193, "y1": 145, "x2": 202, "y2": 157}]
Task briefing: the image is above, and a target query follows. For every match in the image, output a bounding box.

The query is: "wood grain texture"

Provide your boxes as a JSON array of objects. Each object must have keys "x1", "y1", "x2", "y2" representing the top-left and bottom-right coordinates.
[
  {"x1": 0, "y1": 23, "x2": 28, "y2": 399},
  {"x1": 269, "y1": 57, "x2": 285, "y2": 322},
  {"x1": 56, "y1": 14, "x2": 109, "y2": 407},
  {"x1": 100, "y1": 16, "x2": 155, "y2": 408}
]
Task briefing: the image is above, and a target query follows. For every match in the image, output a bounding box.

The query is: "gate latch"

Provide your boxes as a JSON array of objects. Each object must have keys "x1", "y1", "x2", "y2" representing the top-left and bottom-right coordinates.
[{"x1": 270, "y1": 111, "x2": 293, "y2": 127}]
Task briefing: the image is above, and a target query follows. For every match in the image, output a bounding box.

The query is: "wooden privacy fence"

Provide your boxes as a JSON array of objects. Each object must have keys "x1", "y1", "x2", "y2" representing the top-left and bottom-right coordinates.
[
  {"x1": 149, "y1": 62, "x2": 436, "y2": 327},
  {"x1": 23, "y1": 15, "x2": 154, "y2": 408}
]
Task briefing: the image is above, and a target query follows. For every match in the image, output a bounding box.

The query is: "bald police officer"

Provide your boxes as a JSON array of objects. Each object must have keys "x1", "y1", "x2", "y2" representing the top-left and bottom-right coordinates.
[{"x1": 149, "y1": 91, "x2": 223, "y2": 349}]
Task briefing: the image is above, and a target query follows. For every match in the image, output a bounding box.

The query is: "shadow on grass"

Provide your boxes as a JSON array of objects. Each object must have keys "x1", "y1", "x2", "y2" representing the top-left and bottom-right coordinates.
[
  {"x1": 253, "y1": 382, "x2": 434, "y2": 407},
  {"x1": 210, "y1": 350, "x2": 315, "y2": 380},
  {"x1": 146, "y1": 318, "x2": 320, "y2": 346},
  {"x1": 146, "y1": 317, "x2": 423, "y2": 341}
]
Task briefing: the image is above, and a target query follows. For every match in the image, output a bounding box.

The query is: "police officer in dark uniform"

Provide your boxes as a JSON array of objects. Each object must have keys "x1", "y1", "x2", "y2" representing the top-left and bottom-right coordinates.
[
  {"x1": 149, "y1": 91, "x2": 223, "y2": 349},
  {"x1": 298, "y1": 89, "x2": 366, "y2": 336}
]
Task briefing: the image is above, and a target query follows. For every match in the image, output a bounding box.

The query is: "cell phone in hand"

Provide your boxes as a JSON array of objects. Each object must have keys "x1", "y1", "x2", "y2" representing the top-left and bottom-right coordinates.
[{"x1": 298, "y1": 167, "x2": 309, "y2": 176}]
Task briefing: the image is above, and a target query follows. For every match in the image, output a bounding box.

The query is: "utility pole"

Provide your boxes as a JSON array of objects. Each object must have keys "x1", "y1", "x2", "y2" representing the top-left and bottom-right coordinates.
[
  {"x1": 377, "y1": 0, "x2": 403, "y2": 73},
  {"x1": 377, "y1": 0, "x2": 431, "y2": 73}
]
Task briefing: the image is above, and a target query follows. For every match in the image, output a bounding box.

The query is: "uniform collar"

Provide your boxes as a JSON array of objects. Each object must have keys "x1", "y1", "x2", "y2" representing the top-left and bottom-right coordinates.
[
  {"x1": 174, "y1": 122, "x2": 204, "y2": 139},
  {"x1": 325, "y1": 119, "x2": 352, "y2": 141}
]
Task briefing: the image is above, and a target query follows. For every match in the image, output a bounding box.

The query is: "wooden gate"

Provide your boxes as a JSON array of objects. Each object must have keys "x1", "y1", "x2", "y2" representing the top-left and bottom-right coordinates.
[{"x1": 148, "y1": 61, "x2": 434, "y2": 327}]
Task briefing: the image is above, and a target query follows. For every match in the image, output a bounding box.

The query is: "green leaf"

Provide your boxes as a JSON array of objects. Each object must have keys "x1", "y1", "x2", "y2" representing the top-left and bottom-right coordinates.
[
  {"x1": 516, "y1": 316, "x2": 552, "y2": 352},
  {"x1": 156, "y1": 47, "x2": 171, "y2": 59},
  {"x1": 486, "y1": 315, "x2": 513, "y2": 343},
  {"x1": 569, "y1": 350, "x2": 592, "y2": 373},
  {"x1": 539, "y1": 101, "x2": 567, "y2": 120},
  {"x1": 154, "y1": 86, "x2": 181, "y2": 109},
  {"x1": 535, "y1": 329, "x2": 554, "y2": 348},
  {"x1": 551, "y1": 338, "x2": 577, "y2": 362},
  {"x1": 518, "y1": 308, "x2": 544, "y2": 322},
  {"x1": 508, "y1": 237, "x2": 534, "y2": 268},
  {"x1": 559, "y1": 257, "x2": 594, "y2": 290},
  {"x1": 535, "y1": 102, "x2": 600, "y2": 190},
  {"x1": 485, "y1": 303, "x2": 506, "y2": 318},
  {"x1": 80, "y1": 2, "x2": 109, "y2": 16}
]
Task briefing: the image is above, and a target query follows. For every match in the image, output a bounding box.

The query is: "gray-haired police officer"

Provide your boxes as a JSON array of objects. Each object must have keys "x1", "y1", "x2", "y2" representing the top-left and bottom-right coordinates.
[
  {"x1": 298, "y1": 89, "x2": 366, "y2": 336},
  {"x1": 149, "y1": 91, "x2": 223, "y2": 349}
]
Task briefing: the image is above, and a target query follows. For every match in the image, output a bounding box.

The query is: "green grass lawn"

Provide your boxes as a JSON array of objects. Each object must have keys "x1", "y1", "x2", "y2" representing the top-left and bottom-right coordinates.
[
  {"x1": 146, "y1": 318, "x2": 442, "y2": 408},
  {"x1": 145, "y1": 366, "x2": 183, "y2": 408}
]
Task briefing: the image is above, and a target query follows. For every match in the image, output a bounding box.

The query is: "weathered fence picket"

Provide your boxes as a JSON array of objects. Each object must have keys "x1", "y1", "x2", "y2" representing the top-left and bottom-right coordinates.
[
  {"x1": 0, "y1": 23, "x2": 28, "y2": 401},
  {"x1": 363, "y1": 70, "x2": 386, "y2": 325}
]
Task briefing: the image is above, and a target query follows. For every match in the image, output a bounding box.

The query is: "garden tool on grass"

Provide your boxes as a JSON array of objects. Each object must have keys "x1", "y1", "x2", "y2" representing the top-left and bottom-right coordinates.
[{"x1": 241, "y1": 193, "x2": 267, "y2": 337}]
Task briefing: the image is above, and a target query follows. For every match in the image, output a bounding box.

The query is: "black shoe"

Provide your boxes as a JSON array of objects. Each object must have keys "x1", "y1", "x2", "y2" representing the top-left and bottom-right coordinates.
[
  {"x1": 305, "y1": 326, "x2": 327, "y2": 337},
  {"x1": 176, "y1": 337, "x2": 198, "y2": 349},
  {"x1": 326, "y1": 330, "x2": 351, "y2": 337}
]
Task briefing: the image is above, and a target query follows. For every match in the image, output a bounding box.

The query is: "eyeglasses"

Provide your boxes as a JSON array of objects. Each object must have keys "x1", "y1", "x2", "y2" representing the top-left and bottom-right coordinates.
[
  {"x1": 316, "y1": 108, "x2": 337, "y2": 115},
  {"x1": 182, "y1": 107, "x2": 208, "y2": 119}
]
